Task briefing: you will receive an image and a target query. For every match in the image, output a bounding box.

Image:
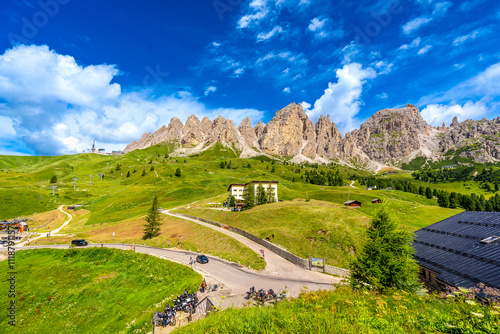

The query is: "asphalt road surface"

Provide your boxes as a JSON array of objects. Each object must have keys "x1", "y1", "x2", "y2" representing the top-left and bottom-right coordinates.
[{"x1": 18, "y1": 243, "x2": 340, "y2": 297}]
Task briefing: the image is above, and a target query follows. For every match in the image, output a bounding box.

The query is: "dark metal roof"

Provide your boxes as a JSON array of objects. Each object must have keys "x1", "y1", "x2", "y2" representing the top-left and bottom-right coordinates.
[{"x1": 414, "y1": 211, "x2": 500, "y2": 289}]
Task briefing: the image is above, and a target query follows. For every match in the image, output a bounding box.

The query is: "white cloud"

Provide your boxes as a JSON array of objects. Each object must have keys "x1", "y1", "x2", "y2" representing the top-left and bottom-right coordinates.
[
  {"x1": 307, "y1": 17, "x2": 342, "y2": 39},
  {"x1": 419, "y1": 62, "x2": 500, "y2": 105},
  {"x1": 233, "y1": 68, "x2": 245, "y2": 77},
  {"x1": 0, "y1": 116, "x2": 16, "y2": 138},
  {"x1": 433, "y1": 1, "x2": 452, "y2": 15},
  {"x1": 0, "y1": 45, "x2": 264, "y2": 155},
  {"x1": 402, "y1": 1, "x2": 451, "y2": 35},
  {"x1": 453, "y1": 29, "x2": 487, "y2": 46},
  {"x1": 417, "y1": 45, "x2": 432, "y2": 55},
  {"x1": 454, "y1": 63, "x2": 465, "y2": 69},
  {"x1": 308, "y1": 17, "x2": 326, "y2": 31},
  {"x1": 283, "y1": 87, "x2": 291, "y2": 93},
  {"x1": 204, "y1": 86, "x2": 217, "y2": 96},
  {"x1": 421, "y1": 100, "x2": 489, "y2": 126},
  {"x1": 238, "y1": 0, "x2": 269, "y2": 29},
  {"x1": 376, "y1": 92, "x2": 388, "y2": 99},
  {"x1": 304, "y1": 63, "x2": 377, "y2": 133},
  {"x1": 257, "y1": 25, "x2": 284, "y2": 42},
  {"x1": 402, "y1": 17, "x2": 432, "y2": 35},
  {"x1": 399, "y1": 37, "x2": 421, "y2": 50}
]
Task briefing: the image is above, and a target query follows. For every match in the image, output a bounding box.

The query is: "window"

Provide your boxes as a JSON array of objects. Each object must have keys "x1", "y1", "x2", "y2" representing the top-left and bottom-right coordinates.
[{"x1": 480, "y1": 236, "x2": 500, "y2": 244}]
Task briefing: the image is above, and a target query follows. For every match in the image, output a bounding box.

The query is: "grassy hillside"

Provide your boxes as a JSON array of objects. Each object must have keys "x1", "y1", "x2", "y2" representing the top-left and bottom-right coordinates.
[
  {"x1": 176, "y1": 287, "x2": 500, "y2": 334},
  {"x1": 26, "y1": 212, "x2": 266, "y2": 270},
  {"x1": 0, "y1": 144, "x2": 459, "y2": 227},
  {"x1": 0, "y1": 248, "x2": 201, "y2": 334},
  {"x1": 177, "y1": 194, "x2": 458, "y2": 268}
]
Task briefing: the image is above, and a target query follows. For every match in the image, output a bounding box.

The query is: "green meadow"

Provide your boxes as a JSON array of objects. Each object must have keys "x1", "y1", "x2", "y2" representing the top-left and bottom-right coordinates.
[{"x1": 0, "y1": 248, "x2": 201, "y2": 334}]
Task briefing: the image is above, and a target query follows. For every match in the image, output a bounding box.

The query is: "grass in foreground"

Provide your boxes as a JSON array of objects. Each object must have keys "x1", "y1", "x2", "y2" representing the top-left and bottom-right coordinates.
[
  {"x1": 0, "y1": 248, "x2": 201, "y2": 334},
  {"x1": 176, "y1": 286, "x2": 500, "y2": 334}
]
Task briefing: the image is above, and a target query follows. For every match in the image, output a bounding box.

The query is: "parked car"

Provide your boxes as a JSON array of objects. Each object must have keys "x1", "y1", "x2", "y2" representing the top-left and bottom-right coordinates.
[
  {"x1": 71, "y1": 239, "x2": 88, "y2": 246},
  {"x1": 0, "y1": 240, "x2": 8, "y2": 247},
  {"x1": 196, "y1": 255, "x2": 209, "y2": 264}
]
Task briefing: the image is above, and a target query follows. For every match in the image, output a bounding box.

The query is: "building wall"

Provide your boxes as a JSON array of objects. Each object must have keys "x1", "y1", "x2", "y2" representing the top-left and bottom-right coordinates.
[{"x1": 228, "y1": 185, "x2": 245, "y2": 201}]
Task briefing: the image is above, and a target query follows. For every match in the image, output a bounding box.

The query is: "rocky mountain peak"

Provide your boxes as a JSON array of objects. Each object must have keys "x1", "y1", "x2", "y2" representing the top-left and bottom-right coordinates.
[
  {"x1": 452, "y1": 116, "x2": 459, "y2": 127},
  {"x1": 254, "y1": 121, "x2": 265, "y2": 138},
  {"x1": 184, "y1": 115, "x2": 201, "y2": 133},
  {"x1": 238, "y1": 117, "x2": 259, "y2": 148}
]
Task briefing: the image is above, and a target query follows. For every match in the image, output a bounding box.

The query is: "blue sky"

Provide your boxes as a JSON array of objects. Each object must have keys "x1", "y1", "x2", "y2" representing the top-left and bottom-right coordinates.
[{"x1": 0, "y1": 0, "x2": 499, "y2": 155}]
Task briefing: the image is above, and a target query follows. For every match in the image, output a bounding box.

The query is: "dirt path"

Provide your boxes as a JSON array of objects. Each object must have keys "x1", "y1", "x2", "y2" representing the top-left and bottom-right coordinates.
[{"x1": 17, "y1": 205, "x2": 73, "y2": 246}]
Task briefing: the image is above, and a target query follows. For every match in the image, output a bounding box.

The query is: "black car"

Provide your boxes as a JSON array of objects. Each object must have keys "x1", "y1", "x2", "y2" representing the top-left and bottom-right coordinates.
[
  {"x1": 196, "y1": 255, "x2": 209, "y2": 264},
  {"x1": 71, "y1": 239, "x2": 88, "y2": 246}
]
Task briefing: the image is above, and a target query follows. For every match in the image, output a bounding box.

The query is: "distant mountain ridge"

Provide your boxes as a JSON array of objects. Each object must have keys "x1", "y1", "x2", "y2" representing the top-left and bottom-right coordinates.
[{"x1": 124, "y1": 102, "x2": 500, "y2": 170}]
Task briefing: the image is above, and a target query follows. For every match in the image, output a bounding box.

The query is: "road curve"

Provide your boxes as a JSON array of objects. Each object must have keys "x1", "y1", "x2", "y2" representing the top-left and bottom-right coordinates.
[
  {"x1": 17, "y1": 243, "x2": 340, "y2": 297},
  {"x1": 164, "y1": 210, "x2": 341, "y2": 287}
]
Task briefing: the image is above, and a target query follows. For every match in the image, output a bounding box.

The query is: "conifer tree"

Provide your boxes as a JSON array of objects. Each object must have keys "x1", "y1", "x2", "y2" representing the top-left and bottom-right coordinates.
[
  {"x1": 350, "y1": 207, "x2": 421, "y2": 292},
  {"x1": 143, "y1": 196, "x2": 163, "y2": 239},
  {"x1": 229, "y1": 195, "x2": 235, "y2": 207},
  {"x1": 175, "y1": 168, "x2": 181, "y2": 177},
  {"x1": 256, "y1": 182, "x2": 267, "y2": 205},
  {"x1": 50, "y1": 175, "x2": 57, "y2": 183},
  {"x1": 425, "y1": 187, "x2": 433, "y2": 199},
  {"x1": 141, "y1": 169, "x2": 146, "y2": 176},
  {"x1": 265, "y1": 184, "x2": 275, "y2": 203},
  {"x1": 126, "y1": 171, "x2": 130, "y2": 178},
  {"x1": 243, "y1": 183, "x2": 256, "y2": 209}
]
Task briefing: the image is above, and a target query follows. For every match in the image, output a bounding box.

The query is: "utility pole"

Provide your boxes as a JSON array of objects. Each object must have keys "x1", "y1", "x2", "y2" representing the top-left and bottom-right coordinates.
[
  {"x1": 73, "y1": 178, "x2": 79, "y2": 190},
  {"x1": 348, "y1": 183, "x2": 351, "y2": 202},
  {"x1": 49, "y1": 186, "x2": 59, "y2": 196},
  {"x1": 88, "y1": 175, "x2": 94, "y2": 185},
  {"x1": 98, "y1": 173, "x2": 104, "y2": 180}
]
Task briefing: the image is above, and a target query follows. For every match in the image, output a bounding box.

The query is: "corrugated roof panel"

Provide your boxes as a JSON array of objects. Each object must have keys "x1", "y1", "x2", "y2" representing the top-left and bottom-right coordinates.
[{"x1": 414, "y1": 211, "x2": 500, "y2": 289}]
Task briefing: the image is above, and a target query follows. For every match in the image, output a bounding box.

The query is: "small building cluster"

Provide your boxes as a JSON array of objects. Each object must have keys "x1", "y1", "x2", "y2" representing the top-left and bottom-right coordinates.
[
  {"x1": 227, "y1": 181, "x2": 279, "y2": 209},
  {"x1": 0, "y1": 218, "x2": 29, "y2": 242}
]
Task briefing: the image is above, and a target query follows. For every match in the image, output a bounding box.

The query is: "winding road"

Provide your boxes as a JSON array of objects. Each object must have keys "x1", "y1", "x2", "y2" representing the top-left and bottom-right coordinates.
[{"x1": 16, "y1": 205, "x2": 341, "y2": 297}]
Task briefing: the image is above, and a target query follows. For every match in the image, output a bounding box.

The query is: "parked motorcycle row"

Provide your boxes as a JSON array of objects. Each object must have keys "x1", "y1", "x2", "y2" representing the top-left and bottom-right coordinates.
[
  {"x1": 244, "y1": 286, "x2": 286, "y2": 302},
  {"x1": 152, "y1": 291, "x2": 199, "y2": 328}
]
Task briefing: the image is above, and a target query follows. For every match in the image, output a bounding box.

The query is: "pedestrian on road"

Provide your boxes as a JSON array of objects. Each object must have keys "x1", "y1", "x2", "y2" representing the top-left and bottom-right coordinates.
[
  {"x1": 134, "y1": 246, "x2": 136, "y2": 252},
  {"x1": 189, "y1": 256, "x2": 193, "y2": 265},
  {"x1": 201, "y1": 280, "x2": 206, "y2": 293}
]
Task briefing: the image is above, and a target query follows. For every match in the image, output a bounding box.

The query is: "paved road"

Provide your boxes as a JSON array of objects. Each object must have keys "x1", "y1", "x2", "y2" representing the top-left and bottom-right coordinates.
[
  {"x1": 17, "y1": 243, "x2": 339, "y2": 297},
  {"x1": 164, "y1": 210, "x2": 340, "y2": 286}
]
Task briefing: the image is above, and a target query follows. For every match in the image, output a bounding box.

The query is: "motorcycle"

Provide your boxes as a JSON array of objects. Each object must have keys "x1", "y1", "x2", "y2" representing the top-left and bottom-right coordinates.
[{"x1": 245, "y1": 286, "x2": 256, "y2": 300}]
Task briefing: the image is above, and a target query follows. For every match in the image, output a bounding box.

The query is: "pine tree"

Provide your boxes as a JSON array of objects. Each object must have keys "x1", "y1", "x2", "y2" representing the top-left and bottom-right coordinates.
[
  {"x1": 256, "y1": 182, "x2": 267, "y2": 205},
  {"x1": 150, "y1": 166, "x2": 154, "y2": 171},
  {"x1": 271, "y1": 165, "x2": 275, "y2": 173},
  {"x1": 425, "y1": 187, "x2": 433, "y2": 199},
  {"x1": 143, "y1": 196, "x2": 163, "y2": 239},
  {"x1": 50, "y1": 175, "x2": 57, "y2": 183},
  {"x1": 243, "y1": 183, "x2": 256, "y2": 209},
  {"x1": 175, "y1": 168, "x2": 181, "y2": 177},
  {"x1": 350, "y1": 207, "x2": 421, "y2": 292},
  {"x1": 126, "y1": 171, "x2": 130, "y2": 178},
  {"x1": 229, "y1": 195, "x2": 236, "y2": 207},
  {"x1": 220, "y1": 161, "x2": 225, "y2": 169},
  {"x1": 265, "y1": 184, "x2": 275, "y2": 203},
  {"x1": 141, "y1": 169, "x2": 146, "y2": 176}
]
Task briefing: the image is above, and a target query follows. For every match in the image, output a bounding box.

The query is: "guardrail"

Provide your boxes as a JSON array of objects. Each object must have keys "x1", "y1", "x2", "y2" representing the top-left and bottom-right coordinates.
[{"x1": 179, "y1": 214, "x2": 350, "y2": 277}]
